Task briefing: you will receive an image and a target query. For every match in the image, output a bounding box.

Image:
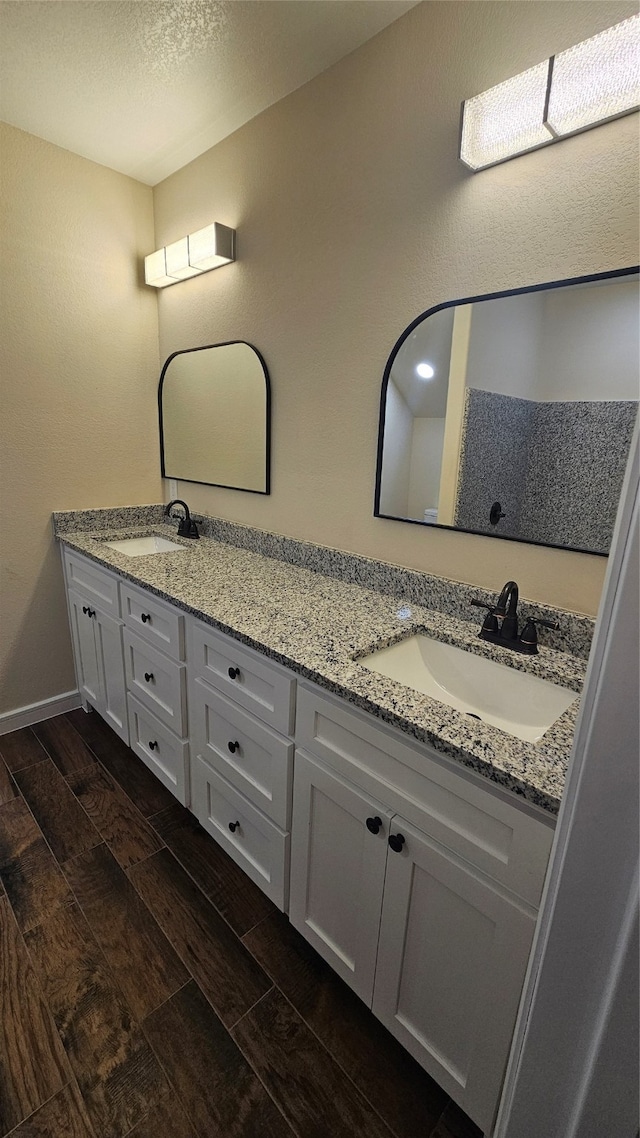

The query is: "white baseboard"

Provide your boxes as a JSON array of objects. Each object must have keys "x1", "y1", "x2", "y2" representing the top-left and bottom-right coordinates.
[{"x1": 0, "y1": 690, "x2": 82, "y2": 735}]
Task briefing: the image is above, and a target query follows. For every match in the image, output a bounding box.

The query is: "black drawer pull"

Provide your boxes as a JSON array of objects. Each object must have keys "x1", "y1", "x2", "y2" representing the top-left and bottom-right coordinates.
[
  {"x1": 228, "y1": 666, "x2": 240, "y2": 680},
  {"x1": 366, "y1": 816, "x2": 382, "y2": 835},
  {"x1": 82, "y1": 605, "x2": 89, "y2": 615},
  {"x1": 228, "y1": 740, "x2": 240, "y2": 754},
  {"x1": 144, "y1": 672, "x2": 154, "y2": 683},
  {"x1": 388, "y1": 833, "x2": 405, "y2": 853},
  {"x1": 141, "y1": 613, "x2": 151, "y2": 624},
  {"x1": 148, "y1": 740, "x2": 158, "y2": 751},
  {"x1": 88, "y1": 608, "x2": 96, "y2": 619},
  {"x1": 228, "y1": 820, "x2": 240, "y2": 833}
]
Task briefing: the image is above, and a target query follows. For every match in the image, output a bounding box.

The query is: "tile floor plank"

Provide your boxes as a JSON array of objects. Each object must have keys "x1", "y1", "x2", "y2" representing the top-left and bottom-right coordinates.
[
  {"x1": 243, "y1": 910, "x2": 449, "y2": 1138},
  {"x1": 8, "y1": 1081, "x2": 97, "y2": 1138},
  {"x1": 143, "y1": 980, "x2": 293, "y2": 1138},
  {"x1": 14, "y1": 759, "x2": 101, "y2": 864},
  {"x1": 128, "y1": 849, "x2": 271, "y2": 1028},
  {"x1": 125, "y1": 1088, "x2": 198, "y2": 1138},
  {"x1": 24, "y1": 902, "x2": 167, "y2": 1138},
  {"x1": 0, "y1": 896, "x2": 69, "y2": 1135},
  {"x1": 0, "y1": 798, "x2": 73, "y2": 933},
  {"x1": 151, "y1": 803, "x2": 276, "y2": 935},
  {"x1": 32, "y1": 717, "x2": 97, "y2": 776},
  {"x1": 0, "y1": 754, "x2": 18, "y2": 805},
  {"x1": 66, "y1": 710, "x2": 175, "y2": 817},
  {"x1": 64, "y1": 843, "x2": 188, "y2": 1021},
  {"x1": 66, "y1": 764, "x2": 163, "y2": 869},
  {"x1": 0, "y1": 728, "x2": 48, "y2": 773},
  {"x1": 231, "y1": 987, "x2": 396, "y2": 1138}
]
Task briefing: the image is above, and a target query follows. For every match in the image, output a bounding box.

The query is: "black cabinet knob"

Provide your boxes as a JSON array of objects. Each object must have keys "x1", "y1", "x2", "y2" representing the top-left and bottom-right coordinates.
[
  {"x1": 88, "y1": 608, "x2": 96, "y2": 619},
  {"x1": 82, "y1": 605, "x2": 89, "y2": 615},
  {"x1": 228, "y1": 820, "x2": 240, "y2": 833},
  {"x1": 228, "y1": 740, "x2": 240, "y2": 754},
  {"x1": 148, "y1": 740, "x2": 158, "y2": 751},
  {"x1": 228, "y1": 666, "x2": 240, "y2": 680},
  {"x1": 366, "y1": 816, "x2": 383, "y2": 834},
  {"x1": 144, "y1": 672, "x2": 154, "y2": 683},
  {"x1": 141, "y1": 613, "x2": 151, "y2": 624},
  {"x1": 388, "y1": 833, "x2": 406, "y2": 853}
]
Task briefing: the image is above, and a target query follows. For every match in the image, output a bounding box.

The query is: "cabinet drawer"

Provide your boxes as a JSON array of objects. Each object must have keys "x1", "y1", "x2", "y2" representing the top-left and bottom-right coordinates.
[
  {"x1": 190, "y1": 678, "x2": 293, "y2": 828},
  {"x1": 127, "y1": 694, "x2": 189, "y2": 806},
  {"x1": 189, "y1": 620, "x2": 295, "y2": 735},
  {"x1": 123, "y1": 629, "x2": 186, "y2": 736},
  {"x1": 64, "y1": 550, "x2": 120, "y2": 616},
  {"x1": 191, "y1": 757, "x2": 289, "y2": 910},
  {"x1": 120, "y1": 583, "x2": 185, "y2": 661},
  {"x1": 296, "y1": 685, "x2": 554, "y2": 906}
]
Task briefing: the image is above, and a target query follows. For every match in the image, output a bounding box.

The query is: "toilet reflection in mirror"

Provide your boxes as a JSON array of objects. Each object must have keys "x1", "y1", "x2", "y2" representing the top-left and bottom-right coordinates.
[{"x1": 375, "y1": 268, "x2": 639, "y2": 555}]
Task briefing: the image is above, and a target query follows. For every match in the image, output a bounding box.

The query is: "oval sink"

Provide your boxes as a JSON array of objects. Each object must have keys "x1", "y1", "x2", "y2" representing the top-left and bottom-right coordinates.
[
  {"x1": 358, "y1": 633, "x2": 578, "y2": 743},
  {"x1": 103, "y1": 535, "x2": 187, "y2": 557}
]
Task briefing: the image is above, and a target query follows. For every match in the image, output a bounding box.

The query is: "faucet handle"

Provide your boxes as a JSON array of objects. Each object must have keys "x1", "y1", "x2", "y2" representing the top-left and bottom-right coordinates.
[
  {"x1": 519, "y1": 617, "x2": 560, "y2": 654},
  {"x1": 470, "y1": 599, "x2": 499, "y2": 634}
]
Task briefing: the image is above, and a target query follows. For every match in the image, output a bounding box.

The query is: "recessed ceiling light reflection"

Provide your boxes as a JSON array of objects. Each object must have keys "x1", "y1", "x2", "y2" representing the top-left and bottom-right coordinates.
[{"x1": 416, "y1": 362, "x2": 435, "y2": 379}]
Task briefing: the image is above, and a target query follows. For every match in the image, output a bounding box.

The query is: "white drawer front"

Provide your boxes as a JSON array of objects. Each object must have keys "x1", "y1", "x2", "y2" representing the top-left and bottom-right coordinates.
[
  {"x1": 120, "y1": 583, "x2": 185, "y2": 661},
  {"x1": 296, "y1": 686, "x2": 554, "y2": 907},
  {"x1": 64, "y1": 550, "x2": 120, "y2": 616},
  {"x1": 191, "y1": 757, "x2": 289, "y2": 910},
  {"x1": 190, "y1": 678, "x2": 293, "y2": 828},
  {"x1": 189, "y1": 620, "x2": 295, "y2": 735},
  {"x1": 123, "y1": 629, "x2": 186, "y2": 736},
  {"x1": 127, "y1": 694, "x2": 189, "y2": 806}
]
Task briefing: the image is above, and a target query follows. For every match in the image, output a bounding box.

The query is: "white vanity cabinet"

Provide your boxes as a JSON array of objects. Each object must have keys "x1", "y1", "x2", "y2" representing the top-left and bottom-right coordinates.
[
  {"x1": 290, "y1": 685, "x2": 554, "y2": 1134},
  {"x1": 188, "y1": 620, "x2": 295, "y2": 910},
  {"x1": 64, "y1": 551, "x2": 128, "y2": 744},
  {"x1": 120, "y1": 582, "x2": 189, "y2": 806},
  {"x1": 61, "y1": 544, "x2": 558, "y2": 1132}
]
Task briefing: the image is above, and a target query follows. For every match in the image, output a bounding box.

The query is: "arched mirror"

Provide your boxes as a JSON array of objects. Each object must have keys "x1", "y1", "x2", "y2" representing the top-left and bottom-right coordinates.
[
  {"x1": 374, "y1": 267, "x2": 639, "y2": 555},
  {"x1": 159, "y1": 340, "x2": 271, "y2": 493}
]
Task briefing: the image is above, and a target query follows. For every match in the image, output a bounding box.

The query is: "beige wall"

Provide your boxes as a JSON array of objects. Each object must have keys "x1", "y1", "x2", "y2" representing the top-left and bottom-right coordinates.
[
  {"x1": 154, "y1": 0, "x2": 638, "y2": 618},
  {"x1": 0, "y1": 123, "x2": 161, "y2": 715}
]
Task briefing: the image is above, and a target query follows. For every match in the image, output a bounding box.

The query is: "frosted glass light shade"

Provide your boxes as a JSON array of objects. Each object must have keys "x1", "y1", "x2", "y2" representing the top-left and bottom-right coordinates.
[
  {"x1": 189, "y1": 223, "x2": 235, "y2": 271},
  {"x1": 165, "y1": 237, "x2": 202, "y2": 281},
  {"x1": 545, "y1": 15, "x2": 640, "y2": 136},
  {"x1": 460, "y1": 62, "x2": 553, "y2": 171},
  {"x1": 144, "y1": 248, "x2": 175, "y2": 287},
  {"x1": 144, "y1": 222, "x2": 236, "y2": 288}
]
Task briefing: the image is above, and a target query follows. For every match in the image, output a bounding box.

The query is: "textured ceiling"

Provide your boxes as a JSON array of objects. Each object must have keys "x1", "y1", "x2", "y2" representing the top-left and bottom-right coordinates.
[{"x1": 0, "y1": 0, "x2": 419, "y2": 185}]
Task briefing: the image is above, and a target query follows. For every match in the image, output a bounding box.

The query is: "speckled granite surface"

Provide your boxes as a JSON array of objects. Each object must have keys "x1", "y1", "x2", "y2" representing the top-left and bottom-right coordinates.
[
  {"x1": 55, "y1": 509, "x2": 592, "y2": 815},
  {"x1": 55, "y1": 505, "x2": 594, "y2": 659}
]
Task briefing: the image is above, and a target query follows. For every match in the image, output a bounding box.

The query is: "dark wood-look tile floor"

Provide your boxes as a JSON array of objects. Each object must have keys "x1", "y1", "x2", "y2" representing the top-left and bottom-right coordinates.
[{"x1": 0, "y1": 711, "x2": 484, "y2": 1138}]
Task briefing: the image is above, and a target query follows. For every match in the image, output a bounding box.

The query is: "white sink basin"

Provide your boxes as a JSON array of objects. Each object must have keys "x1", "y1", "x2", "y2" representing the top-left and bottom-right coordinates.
[
  {"x1": 103, "y1": 535, "x2": 187, "y2": 557},
  {"x1": 358, "y1": 633, "x2": 578, "y2": 743}
]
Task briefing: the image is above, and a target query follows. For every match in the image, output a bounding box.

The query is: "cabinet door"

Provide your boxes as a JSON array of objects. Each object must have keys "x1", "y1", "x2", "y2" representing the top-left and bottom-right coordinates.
[
  {"x1": 67, "y1": 588, "x2": 101, "y2": 707},
  {"x1": 373, "y1": 817, "x2": 536, "y2": 1135},
  {"x1": 289, "y1": 751, "x2": 393, "y2": 1005},
  {"x1": 94, "y1": 609, "x2": 129, "y2": 744}
]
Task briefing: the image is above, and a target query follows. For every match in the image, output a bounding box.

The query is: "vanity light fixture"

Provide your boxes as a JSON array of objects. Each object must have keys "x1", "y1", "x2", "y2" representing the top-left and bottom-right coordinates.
[
  {"x1": 460, "y1": 13, "x2": 639, "y2": 171},
  {"x1": 144, "y1": 222, "x2": 236, "y2": 288},
  {"x1": 416, "y1": 362, "x2": 435, "y2": 379}
]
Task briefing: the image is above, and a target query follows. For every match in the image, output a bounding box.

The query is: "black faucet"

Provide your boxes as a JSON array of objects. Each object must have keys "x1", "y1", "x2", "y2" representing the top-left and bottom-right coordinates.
[
  {"x1": 471, "y1": 580, "x2": 559, "y2": 655},
  {"x1": 165, "y1": 499, "x2": 199, "y2": 539}
]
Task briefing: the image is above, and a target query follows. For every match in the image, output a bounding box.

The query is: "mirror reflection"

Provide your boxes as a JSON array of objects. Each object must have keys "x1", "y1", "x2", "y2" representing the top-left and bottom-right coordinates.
[
  {"x1": 375, "y1": 269, "x2": 639, "y2": 554},
  {"x1": 159, "y1": 341, "x2": 270, "y2": 493}
]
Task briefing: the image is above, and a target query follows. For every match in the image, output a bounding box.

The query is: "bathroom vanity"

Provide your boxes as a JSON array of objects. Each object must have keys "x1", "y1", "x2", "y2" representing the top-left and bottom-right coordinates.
[{"x1": 56, "y1": 508, "x2": 590, "y2": 1135}]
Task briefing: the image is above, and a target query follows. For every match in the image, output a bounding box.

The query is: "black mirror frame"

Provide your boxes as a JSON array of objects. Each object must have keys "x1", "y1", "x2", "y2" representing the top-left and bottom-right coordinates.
[
  {"x1": 373, "y1": 265, "x2": 639, "y2": 556},
  {"x1": 158, "y1": 340, "x2": 272, "y2": 495}
]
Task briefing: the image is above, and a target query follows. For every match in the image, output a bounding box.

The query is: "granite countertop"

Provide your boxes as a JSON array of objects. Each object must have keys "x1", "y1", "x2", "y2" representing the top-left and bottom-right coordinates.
[{"x1": 57, "y1": 520, "x2": 588, "y2": 815}]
